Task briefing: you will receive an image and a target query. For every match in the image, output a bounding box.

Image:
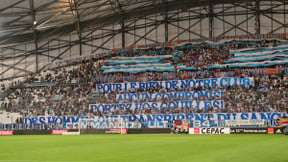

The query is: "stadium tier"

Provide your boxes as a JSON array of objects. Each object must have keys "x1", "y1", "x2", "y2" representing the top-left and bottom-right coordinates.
[{"x1": 0, "y1": 39, "x2": 287, "y2": 128}]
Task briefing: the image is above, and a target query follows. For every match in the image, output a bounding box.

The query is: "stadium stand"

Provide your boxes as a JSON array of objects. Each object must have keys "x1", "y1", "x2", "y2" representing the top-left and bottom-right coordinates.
[
  {"x1": 1, "y1": 1, "x2": 288, "y2": 161},
  {"x1": 0, "y1": 38, "x2": 287, "y2": 123}
]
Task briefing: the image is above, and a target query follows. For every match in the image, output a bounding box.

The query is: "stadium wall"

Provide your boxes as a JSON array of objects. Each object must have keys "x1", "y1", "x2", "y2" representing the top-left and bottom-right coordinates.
[{"x1": 0, "y1": 127, "x2": 286, "y2": 135}]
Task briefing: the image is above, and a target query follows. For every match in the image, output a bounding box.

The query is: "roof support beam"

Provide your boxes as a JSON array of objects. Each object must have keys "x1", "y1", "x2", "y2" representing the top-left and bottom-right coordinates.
[
  {"x1": 0, "y1": 54, "x2": 30, "y2": 76},
  {"x1": 162, "y1": 0, "x2": 169, "y2": 42},
  {"x1": 209, "y1": 0, "x2": 214, "y2": 40},
  {"x1": 117, "y1": 0, "x2": 126, "y2": 48},
  {"x1": 255, "y1": 0, "x2": 261, "y2": 35},
  {"x1": 0, "y1": 0, "x2": 26, "y2": 13},
  {"x1": 121, "y1": 16, "x2": 125, "y2": 48},
  {"x1": 0, "y1": 63, "x2": 33, "y2": 74},
  {"x1": 69, "y1": 0, "x2": 83, "y2": 56},
  {"x1": 29, "y1": 0, "x2": 39, "y2": 72},
  {"x1": 109, "y1": 0, "x2": 126, "y2": 48}
]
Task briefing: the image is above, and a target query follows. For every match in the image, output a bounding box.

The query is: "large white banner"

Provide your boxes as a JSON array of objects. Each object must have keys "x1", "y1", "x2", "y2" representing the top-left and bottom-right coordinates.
[
  {"x1": 96, "y1": 78, "x2": 254, "y2": 93},
  {"x1": 23, "y1": 112, "x2": 287, "y2": 124},
  {"x1": 115, "y1": 90, "x2": 224, "y2": 101},
  {"x1": 89, "y1": 100, "x2": 225, "y2": 112}
]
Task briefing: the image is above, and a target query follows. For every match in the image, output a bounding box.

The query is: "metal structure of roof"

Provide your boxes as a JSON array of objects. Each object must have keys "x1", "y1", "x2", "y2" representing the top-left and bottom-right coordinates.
[{"x1": 0, "y1": 0, "x2": 287, "y2": 80}]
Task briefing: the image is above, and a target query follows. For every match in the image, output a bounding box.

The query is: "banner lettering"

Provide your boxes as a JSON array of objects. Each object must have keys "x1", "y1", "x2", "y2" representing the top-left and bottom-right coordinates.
[
  {"x1": 96, "y1": 78, "x2": 254, "y2": 93},
  {"x1": 115, "y1": 90, "x2": 224, "y2": 101},
  {"x1": 89, "y1": 100, "x2": 225, "y2": 112},
  {"x1": 23, "y1": 112, "x2": 287, "y2": 124}
]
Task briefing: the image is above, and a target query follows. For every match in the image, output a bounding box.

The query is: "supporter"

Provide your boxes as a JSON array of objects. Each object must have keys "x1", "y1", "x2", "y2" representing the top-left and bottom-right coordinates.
[{"x1": 1, "y1": 40, "x2": 287, "y2": 117}]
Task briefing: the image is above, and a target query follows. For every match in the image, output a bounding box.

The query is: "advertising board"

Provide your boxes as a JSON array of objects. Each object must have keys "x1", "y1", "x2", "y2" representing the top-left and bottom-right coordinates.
[
  {"x1": 106, "y1": 129, "x2": 128, "y2": 134},
  {"x1": 0, "y1": 130, "x2": 13, "y2": 136},
  {"x1": 268, "y1": 128, "x2": 274, "y2": 134},
  {"x1": 51, "y1": 129, "x2": 68, "y2": 135},
  {"x1": 189, "y1": 128, "x2": 230, "y2": 134},
  {"x1": 230, "y1": 128, "x2": 267, "y2": 134}
]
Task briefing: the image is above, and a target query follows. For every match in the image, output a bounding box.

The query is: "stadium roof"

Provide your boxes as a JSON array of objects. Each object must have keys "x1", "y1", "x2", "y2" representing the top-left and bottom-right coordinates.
[
  {"x1": 0, "y1": 0, "x2": 280, "y2": 46},
  {"x1": 0, "y1": 0, "x2": 182, "y2": 46}
]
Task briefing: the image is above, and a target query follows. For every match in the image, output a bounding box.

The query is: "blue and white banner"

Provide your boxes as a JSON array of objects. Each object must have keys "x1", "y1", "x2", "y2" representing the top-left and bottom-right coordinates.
[
  {"x1": 101, "y1": 55, "x2": 175, "y2": 74},
  {"x1": 210, "y1": 45, "x2": 288, "y2": 68},
  {"x1": 224, "y1": 54, "x2": 288, "y2": 63},
  {"x1": 231, "y1": 46, "x2": 288, "y2": 56},
  {"x1": 96, "y1": 77, "x2": 254, "y2": 93},
  {"x1": 101, "y1": 64, "x2": 175, "y2": 74},
  {"x1": 115, "y1": 90, "x2": 224, "y2": 101},
  {"x1": 23, "y1": 112, "x2": 287, "y2": 124},
  {"x1": 66, "y1": 121, "x2": 170, "y2": 129},
  {"x1": 105, "y1": 55, "x2": 172, "y2": 65},
  {"x1": 0, "y1": 123, "x2": 60, "y2": 130},
  {"x1": 224, "y1": 120, "x2": 266, "y2": 127},
  {"x1": 209, "y1": 60, "x2": 288, "y2": 69},
  {"x1": 24, "y1": 82, "x2": 58, "y2": 87},
  {"x1": 89, "y1": 100, "x2": 225, "y2": 112}
]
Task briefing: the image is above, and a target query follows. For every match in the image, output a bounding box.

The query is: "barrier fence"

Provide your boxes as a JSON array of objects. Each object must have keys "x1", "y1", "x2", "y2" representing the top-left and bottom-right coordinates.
[{"x1": 0, "y1": 119, "x2": 277, "y2": 130}]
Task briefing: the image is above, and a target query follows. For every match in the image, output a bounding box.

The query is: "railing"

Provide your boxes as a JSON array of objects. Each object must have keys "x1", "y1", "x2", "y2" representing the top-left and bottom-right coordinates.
[{"x1": 0, "y1": 119, "x2": 279, "y2": 130}]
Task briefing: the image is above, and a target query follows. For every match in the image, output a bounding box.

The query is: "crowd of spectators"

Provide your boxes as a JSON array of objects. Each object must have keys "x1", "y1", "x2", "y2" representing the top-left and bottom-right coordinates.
[
  {"x1": 0, "y1": 77, "x2": 24, "y2": 93},
  {"x1": 0, "y1": 40, "x2": 287, "y2": 118}
]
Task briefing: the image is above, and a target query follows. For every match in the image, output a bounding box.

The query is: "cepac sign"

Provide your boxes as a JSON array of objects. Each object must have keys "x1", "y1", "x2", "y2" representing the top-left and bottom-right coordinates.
[
  {"x1": 0, "y1": 130, "x2": 14, "y2": 136},
  {"x1": 189, "y1": 128, "x2": 230, "y2": 134}
]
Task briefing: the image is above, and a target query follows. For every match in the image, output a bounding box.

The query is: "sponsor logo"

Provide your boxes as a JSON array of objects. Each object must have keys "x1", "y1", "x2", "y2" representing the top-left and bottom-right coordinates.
[
  {"x1": 194, "y1": 128, "x2": 200, "y2": 134},
  {"x1": 189, "y1": 128, "x2": 230, "y2": 134},
  {"x1": 62, "y1": 132, "x2": 80, "y2": 135},
  {"x1": 0, "y1": 130, "x2": 13, "y2": 136},
  {"x1": 108, "y1": 129, "x2": 127, "y2": 134},
  {"x1": 230, "y1": 128, "x2": 267, "y2": 134},
  {"x1": 275, "y1": 129, "x2": 282, "y2": 134},
  {"x1": 51, "y1": 129, "x2": 68, "y2": 135},
  {"x1": 201, "y1": 128, "x2": 225, "y2": 134},
  {"x1": 225, "y1": 120, "x2": 265, "y2": 127},
  {"x1": 268, "y1": 128, "x2": 274, "y2": 134},
  {"x1": 243, "y1": 130, "x2": 266, "y2": 133}
]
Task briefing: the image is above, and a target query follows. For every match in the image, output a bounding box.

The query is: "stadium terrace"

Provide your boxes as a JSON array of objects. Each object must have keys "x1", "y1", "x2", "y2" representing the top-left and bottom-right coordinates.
[{"x1": 0, "y1": 1, "x2": 288, "y2": 161}]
